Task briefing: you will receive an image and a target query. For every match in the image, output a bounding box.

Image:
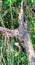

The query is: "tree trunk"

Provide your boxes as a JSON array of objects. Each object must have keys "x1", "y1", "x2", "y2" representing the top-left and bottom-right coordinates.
[
  {"x1": 19, "y1": 1, "x2": 35, "y2": 65},
  {"x1": 0, "y1": 1, "x2": 35, "y2": 65}
]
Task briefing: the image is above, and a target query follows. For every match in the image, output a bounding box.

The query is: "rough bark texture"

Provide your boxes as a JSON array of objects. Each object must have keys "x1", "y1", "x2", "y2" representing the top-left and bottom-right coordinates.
[
  {"x1": 18, "y1": 1, "x2": 35, "y2": 65},
  {"x1": 0, "y1": 1, "x2": 35, "y2": 65}
]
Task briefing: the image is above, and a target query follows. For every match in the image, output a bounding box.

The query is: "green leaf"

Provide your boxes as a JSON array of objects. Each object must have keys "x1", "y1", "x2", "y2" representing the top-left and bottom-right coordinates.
[
  {"x1": 15, "y1": 52, "x2": 19, "y2": 57},
  {"x1": 4, "y1": 0, "x2": 22, "y2": 7},
  {"x1": 31, "y1": 0, "x2": 35, "y2": 3},
  {"x1": 33, "y1": 44, "x2": 35, "y2": 48},
  {"x1": 32, "y1": 27, "x2": 35, "y2": 31},
  {"x1": 32, "y1": 35, "x2": 35, "y2": 38},
  {"x1": 21, "y1": 55, "x2": 27, "y2": 61},
  {"x1": 28, "y1": 62, "x2": 30, "y2": 65},
  {"x1": 32, "y1": 20, "x2": 35, "y2": 23},
  {"x1": 4, "y1": 0, "x2": 16, "y2": 7},
  {"x1": 0, "y1": 41, "x2": 2, "y2": 47},
  {"x1": 16, "y1": 0, "x2": 22, "y2": 2},
  {"x1": 11, "y1": 0, "x2": 16, "y2": 4},
  {"x1": 4, "y1": 1, "x2": 10, "y2": 7},
  {"x1": 27, "y1": 0, "x2": 31, "y2": 4}
]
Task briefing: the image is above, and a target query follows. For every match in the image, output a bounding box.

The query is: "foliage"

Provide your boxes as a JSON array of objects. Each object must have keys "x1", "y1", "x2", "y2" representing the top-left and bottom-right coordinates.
[
  {"x1": 4, "y1": 0, "x2": 22, "y2": 7},
  {"x1": 0, "y1": 0, "x2": 35, "y2": 65}
]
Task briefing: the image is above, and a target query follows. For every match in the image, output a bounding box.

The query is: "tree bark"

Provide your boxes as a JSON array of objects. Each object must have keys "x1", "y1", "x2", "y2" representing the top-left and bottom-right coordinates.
[
  {"x1": 0, "y1": 1, "x2": 35, "y2": 65},
  {"x1": 18, "y1": 1, "x2": 35, "y2": 65}
]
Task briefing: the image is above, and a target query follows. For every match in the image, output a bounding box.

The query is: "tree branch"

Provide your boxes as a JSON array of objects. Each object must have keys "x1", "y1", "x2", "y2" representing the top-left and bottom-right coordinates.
[{"x1": 0, "y1": 27, "x2": 22, "y2": 38}]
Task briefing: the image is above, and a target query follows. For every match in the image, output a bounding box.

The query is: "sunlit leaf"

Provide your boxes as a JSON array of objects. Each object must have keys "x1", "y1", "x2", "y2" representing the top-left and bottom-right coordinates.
[
  {"x1": 11, "y1": 0, "x2": 16, "y2": 4},
  {"x1": 21, "y1": 55, "x2": 27, "y2": 61},
  {"x1": 32, "y1": 35, "x2": 35, "y2": 38},
  {"x1": 15, "y1": 52, "x2": 19, "y2": 57},
  {"x1": 32, "y1": 20, "x2": 35, "y2": 23},
  {"x1": 31, "y1": 0, "x2": 35, "y2": 3}
]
